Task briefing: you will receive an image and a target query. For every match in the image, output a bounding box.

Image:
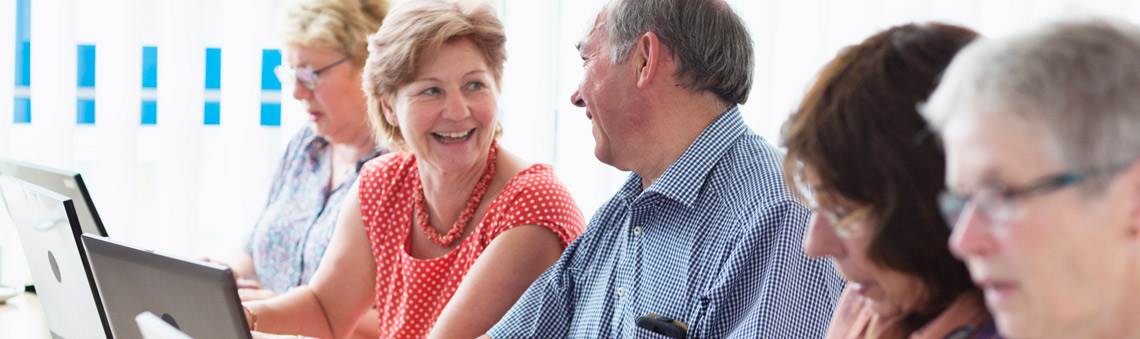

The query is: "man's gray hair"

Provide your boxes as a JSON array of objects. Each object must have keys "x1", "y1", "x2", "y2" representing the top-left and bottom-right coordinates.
[
  {"x1": 923, "y1": 18, "x2": 1140, "y2": 191},
  {"x1": 605, "y1": 0, "x2": 753, "y2": 104}
]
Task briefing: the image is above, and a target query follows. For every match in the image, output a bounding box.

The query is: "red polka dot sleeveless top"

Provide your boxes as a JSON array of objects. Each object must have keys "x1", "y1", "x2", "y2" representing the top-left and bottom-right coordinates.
[{"x1": 357, "y1": 152, "x2": 586, "y2": 339}]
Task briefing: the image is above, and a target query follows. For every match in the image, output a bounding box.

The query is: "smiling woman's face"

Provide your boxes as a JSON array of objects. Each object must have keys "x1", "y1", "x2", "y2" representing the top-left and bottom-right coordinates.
[{"x1": 382, "y1": 37, "x2": 499, "y2": 173}]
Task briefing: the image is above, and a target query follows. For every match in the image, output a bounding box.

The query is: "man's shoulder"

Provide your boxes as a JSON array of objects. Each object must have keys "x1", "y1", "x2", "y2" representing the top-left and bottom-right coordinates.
[
  {"x1": 558, "y1": 192, "x2": 632, "y2": 262},
  {"x1": 703, "y1": 131, "x2": 794, "y2": 207}
]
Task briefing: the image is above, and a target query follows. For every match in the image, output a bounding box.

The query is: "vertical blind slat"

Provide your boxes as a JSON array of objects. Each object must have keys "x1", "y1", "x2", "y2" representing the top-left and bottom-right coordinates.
[
  {"x1": 88, "y1": 0, "x2": 142, "y2": 238},
  {"x1": 0, "y1": 0, "x2": 15, "y2": 156},
  {"x1": 151, "y1": 0, "x2": 205, "y2": 254},
  {"x1": 26, "y1": 0, "x2": 76, "y2": 169}
]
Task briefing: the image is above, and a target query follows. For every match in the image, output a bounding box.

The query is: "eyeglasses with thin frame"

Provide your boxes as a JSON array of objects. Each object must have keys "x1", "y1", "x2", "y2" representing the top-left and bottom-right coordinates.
[
  {"x1": 806, "y1": 199, "x2": 873, "y2": 239},
  {"x1": 793, "y1": 184, "x2": 870, "y2": 240},
  {"x1": 938, "y1": 165, "x2": 1129, "y2": 229},
  {"x1": 793, "y1": 164, "x2": 874, "y2": 238},
  {"x1": 274, "y1": 58, "x2": 348, "y2": 91}
]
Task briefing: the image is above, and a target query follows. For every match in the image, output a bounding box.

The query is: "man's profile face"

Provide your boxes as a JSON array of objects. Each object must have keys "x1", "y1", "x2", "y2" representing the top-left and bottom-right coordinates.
[{"x1": 571, "y1": 12, "x2": 641, "y2": 170}]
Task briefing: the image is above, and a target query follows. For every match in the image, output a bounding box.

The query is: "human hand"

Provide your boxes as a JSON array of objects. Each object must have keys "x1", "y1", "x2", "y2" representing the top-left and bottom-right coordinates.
[
  {"x1": 202, "y1": 257, "x2": 262, "y2": 289},
  {"x1": 236, "y1": 277, "x2": 263, "y2": 289},
  {"x1": 239, "y1": 287, "x2": 279, "y2": 302},
  {"x1": 251, "y1": 331, "x2": 316, "y2": 339},
  {"x1": 201, "y1": 257, "x2": 238, "y2": 275}
]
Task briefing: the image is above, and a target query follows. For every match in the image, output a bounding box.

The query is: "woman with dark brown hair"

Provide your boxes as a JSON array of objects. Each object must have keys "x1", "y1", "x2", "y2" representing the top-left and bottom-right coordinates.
[{"x1": 782, "y1": 23, "x2": 998, "y2": 338}]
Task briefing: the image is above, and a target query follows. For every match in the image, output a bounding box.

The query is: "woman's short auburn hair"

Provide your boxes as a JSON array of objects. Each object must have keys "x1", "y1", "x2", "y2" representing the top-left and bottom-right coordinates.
[
  {"x1": 276, "y1": 0, "x2": 389, "y2": 68},
  {"x1": 362, "y1": 0, "x2": 506, "y2": 150},
  {"x1": 781, "y1": 23, "x2": 979, "y2": 330}
]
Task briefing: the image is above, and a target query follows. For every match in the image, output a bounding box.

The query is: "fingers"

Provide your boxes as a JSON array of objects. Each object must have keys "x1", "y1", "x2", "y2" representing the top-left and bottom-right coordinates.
[
  {"x1": 251, "y1": 332, "x2": 314, "y2": 339},
  {"x1": 202, "y1": 257, "x2": 232, "y2": 270},
  {"x1": 236, "y1": 278, "x2": 263, "y2": 289},
  {"x1": 239, "y1": 288, "x2": 280, "y2": 302}
]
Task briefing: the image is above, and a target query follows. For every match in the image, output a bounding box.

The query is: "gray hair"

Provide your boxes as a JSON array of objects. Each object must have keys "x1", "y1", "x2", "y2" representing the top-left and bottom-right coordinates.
[
  {"x1": 604, "y1": 0, "x2": 753, "y2": 104},
  {"x1": 923, "y1": 18, "x2": 1140, "y2": 192}
]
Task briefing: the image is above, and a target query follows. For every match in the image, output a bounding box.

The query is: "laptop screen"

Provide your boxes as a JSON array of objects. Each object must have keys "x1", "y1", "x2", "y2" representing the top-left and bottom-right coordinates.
[
  {"x1": 0, "y1": 158, "x2": 107, "y2": 237},
  {"x1": 0, "y1": 176, "x2": 111, "y2": 339},
  {"x1": 82, "y1": 234, "x2": 252, "y2": 339}
]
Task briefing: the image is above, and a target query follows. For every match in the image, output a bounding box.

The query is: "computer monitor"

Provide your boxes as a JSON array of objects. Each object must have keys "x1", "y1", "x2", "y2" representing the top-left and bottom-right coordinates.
[
  {"x1": 0, "y1": 176, "x2": 111, "y2": 339},
  {"x1": 0, "y1": 158, "x2": 107, "y2": 236},
  {"x1": 82, "y1": 234, "x2": 252, "y2": 339}
]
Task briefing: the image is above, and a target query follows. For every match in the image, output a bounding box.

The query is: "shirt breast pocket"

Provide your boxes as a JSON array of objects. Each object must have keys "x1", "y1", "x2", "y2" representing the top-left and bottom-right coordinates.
[{"x1": 684, "y1": 296, "x2": 712, "y2": 338}]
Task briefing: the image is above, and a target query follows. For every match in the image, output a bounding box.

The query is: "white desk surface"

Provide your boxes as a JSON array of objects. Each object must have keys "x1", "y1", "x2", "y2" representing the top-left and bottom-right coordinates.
[{"x1": 0, "y1": 291, "x2": 51, "y2": 339}]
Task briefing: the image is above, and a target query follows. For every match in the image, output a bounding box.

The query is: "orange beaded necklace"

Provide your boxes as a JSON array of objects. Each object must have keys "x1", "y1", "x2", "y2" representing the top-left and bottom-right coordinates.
[{"x1": 413, "y1": 141, "x2": 497, "y2": 247}]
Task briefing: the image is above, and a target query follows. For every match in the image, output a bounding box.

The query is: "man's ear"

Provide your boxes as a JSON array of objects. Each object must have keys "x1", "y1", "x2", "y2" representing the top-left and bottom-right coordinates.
[
  {"x1": 380, "y1": 95, "x2": 398, "y2": 127},
  {"x1": 634, "y1": 32, "x2": 662, "y2": 89}
]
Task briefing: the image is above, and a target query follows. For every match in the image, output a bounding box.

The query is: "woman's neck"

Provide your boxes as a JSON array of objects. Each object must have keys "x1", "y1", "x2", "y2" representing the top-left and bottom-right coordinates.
[
  {"x1": 328, "y1": 125, "x2": 376, "y2": 163},
  {"x1": 325, "y1": 126, "x2": 376, "y2": 190},
  {"x1": 416, "y1": 151, "x2": 493, "y2": 230}
]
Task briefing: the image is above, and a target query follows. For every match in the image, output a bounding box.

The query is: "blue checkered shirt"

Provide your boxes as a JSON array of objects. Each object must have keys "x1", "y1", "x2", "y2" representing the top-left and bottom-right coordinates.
[{"x1": 487, "y1": 107, "x2": 844, "y2": 338}]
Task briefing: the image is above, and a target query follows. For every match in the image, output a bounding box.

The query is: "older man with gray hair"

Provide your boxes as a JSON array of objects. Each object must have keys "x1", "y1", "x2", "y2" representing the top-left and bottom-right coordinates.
[
  {"x1": 482, "y1": 0, "x2": 842, "y2": 337},
  {"x1": 924, "y1": 19, "x2": 1140, "y2": 338}
]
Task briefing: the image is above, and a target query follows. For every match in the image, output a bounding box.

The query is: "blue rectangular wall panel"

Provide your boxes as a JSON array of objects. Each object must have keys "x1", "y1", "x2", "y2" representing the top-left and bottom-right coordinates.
[
  {"x1": 260, "y1": 103, "x2": 281, "y2": 126},
  {"x1": 261, "y1": 49, "x2": 282, "y2": 90},
  {"x1": 77, "y1": 45, "x2": 96, "y2": 87},
  {"x1": 16, "y1": 41, "x2": 30, "y2": 87},
  {"x1": 16, "y1": 0, "x2": 30, "y2": 86},
  {"x1": 204, "y1": 102, "x2": 220, "y2": 125},
  {"x1": 77, "y1": 99, "x2": 95, "y2": 124},
  {"x1": 142, "y1": 46, "x2": 158, "y2": 88},
  {"x1": 141, "y1": 100, "x2": 157, "y2": 125},
  {"x1": 14, "y1": 98, "x2": 31, "y2": 124},
  {"x1": 205, "y1": 48, "x2": 222, "y2": 89},
  {"x1": 16, "y1": 0, "x2": 30, "y2": 40}
]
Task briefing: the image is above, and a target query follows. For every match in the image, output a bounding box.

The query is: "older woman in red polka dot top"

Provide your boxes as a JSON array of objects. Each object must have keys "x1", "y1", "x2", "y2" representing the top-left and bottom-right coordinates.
[{"x1": 241, "y1": 0, "x2": 586, "y2": 338}]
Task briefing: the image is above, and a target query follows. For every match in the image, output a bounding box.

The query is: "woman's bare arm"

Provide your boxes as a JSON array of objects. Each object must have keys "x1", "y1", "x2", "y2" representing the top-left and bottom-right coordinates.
[
  {"x1": 245, "y1": 183, "x2": 378, "y2": 338},
  {"x1": 427, "y1": 225, "x2": 564, "y2": 339}
]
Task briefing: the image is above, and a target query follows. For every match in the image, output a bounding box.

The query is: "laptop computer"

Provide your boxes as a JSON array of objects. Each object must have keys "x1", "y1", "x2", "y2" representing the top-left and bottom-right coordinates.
[
  {"x1": 81, "y1": 234, "x2": 252, "y2": 339},
  {"x1": 0, "y1": 158, "x2": 108, "y2": 236},
  {"x1": 0, "y1": 176, "x2": 112, "y2": 339},
  {"x1": 136, "y1": 311, "x2": 194, "y2": 339}
]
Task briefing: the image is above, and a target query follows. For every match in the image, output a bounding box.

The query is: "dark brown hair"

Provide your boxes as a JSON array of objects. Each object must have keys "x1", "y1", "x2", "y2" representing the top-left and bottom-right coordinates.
[{"x1": 781, "y1": 23, "x2": 979, "y2": 330}]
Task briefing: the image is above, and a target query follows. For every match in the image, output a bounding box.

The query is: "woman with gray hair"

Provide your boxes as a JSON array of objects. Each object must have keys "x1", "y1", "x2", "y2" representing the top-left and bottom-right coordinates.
[
  {"x1": 923, "y1": 19, "x2": 1140, "y2": 338},
  {"x1": 242, "y1": 0, "x2": 586, "y2": 338}
]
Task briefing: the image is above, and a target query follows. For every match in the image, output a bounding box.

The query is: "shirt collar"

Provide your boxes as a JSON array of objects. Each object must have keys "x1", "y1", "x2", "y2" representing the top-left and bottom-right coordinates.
[
  {"x1": 622, "y1": 106, "x2": 746, "y2": 208},
  {"x1": 302, "y1": 127, "x2": 386, "y2": 173},
  {"x1": 302, "y1": 128, "x2": 330, "y2": 159},
  {"x1": 355, "y1": 148, "x2": 386, "y2": 171}
]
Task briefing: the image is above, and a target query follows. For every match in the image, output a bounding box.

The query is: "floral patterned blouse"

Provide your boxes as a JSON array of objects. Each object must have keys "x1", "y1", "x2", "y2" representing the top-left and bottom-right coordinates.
[{"x1": 243, "y1": 126, "x2": 385, "y2": 293}]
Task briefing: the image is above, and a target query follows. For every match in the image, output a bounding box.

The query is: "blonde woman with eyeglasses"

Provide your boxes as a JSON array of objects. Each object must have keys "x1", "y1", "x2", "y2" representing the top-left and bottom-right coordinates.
[
  {"x1": 782, "y1": 23, "x2": 1000, "y2": 339},
  {"x1": 207, "y1": 2, "x2": 388, "y2": 337}
]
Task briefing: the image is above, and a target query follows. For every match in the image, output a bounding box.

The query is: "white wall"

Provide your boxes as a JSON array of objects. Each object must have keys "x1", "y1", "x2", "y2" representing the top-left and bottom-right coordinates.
[
  {"x1": 500, "y1": 0, "x2": 1140, "y2": 218},
  {"x1": 0, "y1": 0, "x2": 1138, "y2": 271}
]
